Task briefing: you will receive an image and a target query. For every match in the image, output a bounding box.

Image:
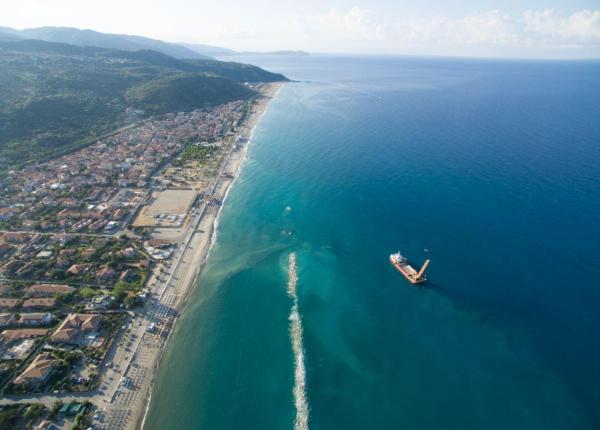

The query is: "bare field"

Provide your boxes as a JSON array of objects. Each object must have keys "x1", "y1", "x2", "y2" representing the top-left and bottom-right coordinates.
[{"x1": 133, "y1": 189, "x2": 197, "y2": 227}]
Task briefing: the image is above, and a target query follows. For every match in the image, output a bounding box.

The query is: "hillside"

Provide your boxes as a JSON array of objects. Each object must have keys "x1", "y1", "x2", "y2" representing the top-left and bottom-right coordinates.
[
  {"x1": 125, "y1": 73, "x2": 253, "y2": 114},
  {"x1": 181, "y1": 43, "x2": 237, "y2": 57},
  {"x1": 0, "y1": 26, "x2": 210, "y2": 60},
  {"x1": 188, "y1": 59, "x2": 289, "y2": 82},
  {"x1": 0, "y1": 27, "x2": 21, "y2": 42},
  {"x1": 0, "y1": 39, "x2": 287, "y2": 168}
]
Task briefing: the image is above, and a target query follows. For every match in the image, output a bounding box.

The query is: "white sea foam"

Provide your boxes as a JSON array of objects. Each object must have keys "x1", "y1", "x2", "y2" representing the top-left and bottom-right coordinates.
[{"x1": 288, "y1": 253, "x2": 310, "y2": 430}]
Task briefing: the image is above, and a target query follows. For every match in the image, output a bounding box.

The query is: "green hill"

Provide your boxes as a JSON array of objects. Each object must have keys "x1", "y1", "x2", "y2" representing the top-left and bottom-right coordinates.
[
  {"x1": 0, "y1": 27, "x2": 21, "y2": 42},
  {"x1": 187, "y1": 59, "x2": 289, "y2": 82},
  {"x1": 125, "y1": 73, "x2": 253, "y2": 114},
  {"x1": 0, "y1": 39, "x2": 287, "y2": 168}
]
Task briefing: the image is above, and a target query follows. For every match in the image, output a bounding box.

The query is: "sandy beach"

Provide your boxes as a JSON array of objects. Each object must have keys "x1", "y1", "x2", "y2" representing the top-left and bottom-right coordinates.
[
  {"x1": 0, "y1": 86, "x2": 282, "y2": 428},
  {"x1": 94, "y1": 82, "x2": 283, "y2": 430}
]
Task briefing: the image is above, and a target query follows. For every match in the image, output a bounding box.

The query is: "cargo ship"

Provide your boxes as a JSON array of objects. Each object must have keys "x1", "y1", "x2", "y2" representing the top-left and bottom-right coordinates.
[{"x1": 389, "y1": 252, "x2": 430, "y2": 285}]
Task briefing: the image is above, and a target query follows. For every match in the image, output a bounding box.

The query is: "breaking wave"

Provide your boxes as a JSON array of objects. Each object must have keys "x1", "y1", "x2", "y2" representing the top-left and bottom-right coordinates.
[{"x1": 288, "y1": 253, "x2": 309, "y2": 430}]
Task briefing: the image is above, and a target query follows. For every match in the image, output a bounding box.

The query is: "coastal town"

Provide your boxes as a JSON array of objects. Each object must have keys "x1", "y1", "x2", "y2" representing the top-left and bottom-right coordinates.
[{"x1": 0, "y1": 83, "x2": 280, "y2": 429}]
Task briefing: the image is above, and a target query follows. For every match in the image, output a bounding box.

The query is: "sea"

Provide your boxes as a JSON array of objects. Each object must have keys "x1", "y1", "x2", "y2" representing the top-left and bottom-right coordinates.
[{"x1": 145, "y1": 54, "x2": 600, "y2": 430}]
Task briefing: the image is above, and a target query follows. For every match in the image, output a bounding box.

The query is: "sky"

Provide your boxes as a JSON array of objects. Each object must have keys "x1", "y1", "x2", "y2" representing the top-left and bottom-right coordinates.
[{"x1": 2, "y1": 0, "x2": 600, "y2": 58}]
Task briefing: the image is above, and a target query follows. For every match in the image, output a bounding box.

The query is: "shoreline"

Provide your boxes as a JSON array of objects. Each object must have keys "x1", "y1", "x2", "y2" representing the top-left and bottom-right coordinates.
[
  {"x1": 0, "y1": 84, "x2": 284, "y2": 429},
  {"x1": 135, "y1": 82, "x2": 283, "y2": 430}
]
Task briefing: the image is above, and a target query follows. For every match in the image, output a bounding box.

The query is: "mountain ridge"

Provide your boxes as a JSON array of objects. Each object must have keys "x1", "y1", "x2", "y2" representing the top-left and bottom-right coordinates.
[
  {"x1": 0, "y1": 26, "x2": 310, "y2": 59},
  {"x1": 0, "y1": 37, "x2": 287, "y2": 167},
  {"x1": 0, "y1": 26, "x2": 212, "y2": 60}
]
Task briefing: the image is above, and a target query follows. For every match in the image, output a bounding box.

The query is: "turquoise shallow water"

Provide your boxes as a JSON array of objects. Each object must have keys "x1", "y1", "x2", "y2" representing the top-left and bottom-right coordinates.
[{"x1": 146, "y1": 56, "x2": 600, "y2": 429}]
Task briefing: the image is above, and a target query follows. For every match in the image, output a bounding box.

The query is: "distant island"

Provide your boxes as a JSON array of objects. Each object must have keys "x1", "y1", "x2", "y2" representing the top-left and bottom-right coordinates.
[
  {"x1": 181, "y1": 43, "x2": 310, "y2": 58},
  {"x1": 232, "y1": 50, "x2": 310, "y2": 56}
]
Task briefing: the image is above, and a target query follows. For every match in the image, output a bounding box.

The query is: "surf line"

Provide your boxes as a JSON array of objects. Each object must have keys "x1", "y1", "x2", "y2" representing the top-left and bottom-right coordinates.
[{"x1": 288, "y1": 253, "x2": 310, "y2": 430}]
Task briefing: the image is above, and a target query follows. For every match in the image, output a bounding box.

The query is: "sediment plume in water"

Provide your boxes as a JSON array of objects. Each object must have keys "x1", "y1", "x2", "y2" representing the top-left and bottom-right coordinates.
[{"x1": 288, "y1": 253, "x2": 309, "y2": 430}]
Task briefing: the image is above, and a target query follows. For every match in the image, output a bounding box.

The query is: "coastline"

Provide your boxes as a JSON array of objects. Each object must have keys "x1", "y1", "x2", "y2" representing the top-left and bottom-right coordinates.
[
  {"x1": 134, "y1": 82, "x2": 283, "y2": 430},
  {"x1": 90, "y1": 57, "x2": 600, "y2": 430}
]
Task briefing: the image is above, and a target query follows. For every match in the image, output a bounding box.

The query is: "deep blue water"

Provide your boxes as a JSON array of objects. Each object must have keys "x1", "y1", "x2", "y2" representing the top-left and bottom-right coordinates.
[{"x1": 146, "y1": 55, "x2": 600, "y2": 429}]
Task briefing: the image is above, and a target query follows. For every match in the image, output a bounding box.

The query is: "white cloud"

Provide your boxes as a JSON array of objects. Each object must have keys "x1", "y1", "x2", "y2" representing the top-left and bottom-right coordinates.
[
  {"x1": 396, "y1": 11, "x2": 517, "y2": 47},
  {"x1": 311, "y1": 7, "x2": 600, "y2": 57},
  {"x1": 301, "y1": 7, "x2": 385, "y2": 42},
  {"x1": 523, "y1": 9, "x2": 600, "y2": 42},
  {"x1": 1, "y1": 2, "x2": 599, "y2": 58},
  {"x1": 178, "y1": 6, "x2": 600, "y2": 57},
  {"x1": 462, "y1": 11, "x2": 517, "y2": 45}
]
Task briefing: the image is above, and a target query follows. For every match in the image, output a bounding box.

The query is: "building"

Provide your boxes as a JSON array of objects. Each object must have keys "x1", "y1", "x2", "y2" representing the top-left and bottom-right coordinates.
[
  {"x1": 51, "y1": 313, "x2": 102, "y2": 345},
  {"x1": 119, "y1": 269, "x2": 138, "y2": 283},
  {"x1": 22, "y1": 298, "x2": 56, "y2": 311},
  {"x1": 0, "y1": 298, "x2": 19, "y2": 310},
  {"x1": 1, "y1": 232, "x2": 30, "y2": 243},
  {"x1": 13, "y1": 352, "x2": 55, "y2": 386},
  {"x1": 0, "y1": 259, "x2": 24, "y2": 274},
  {"x1": 18, "y1": 312, "x2": 54, "y2": 326},
  {"x1": 1, "y1": 328, "x2": 48, "y2": 342},
  {"x1": 35, "y1": 420, "x2": 61, "y2": 430},
  {"x1": 0, "y1": 313, "x2": 16, "y2": 328},
  {"x1": 96, "y1": 266, "x2": 117, "y2": 283},
  {"x1": 27, "y1": 284, "x2": 74, "y2": 297},
  {"x1": 80, "y1": 248, "x2": 96, "y2": 260},
  {"x1": 66, "y1": 264, "x2": 90, "y2": 276},
  {"x1": 3, "y1": 338, "x2": 36, "y2": 360},
  {"x1": 36, "y1": 250, "x2": 53, "y2": 259},
  {"x1": 0, "y1": 242, "x2": 14, "y2": 256},
  {"x1": 0, "y1": 207, "x2": 20, "y2": 221},
  {"x1": 118, "y1": 247, "x2": 137, "y2": 259}
]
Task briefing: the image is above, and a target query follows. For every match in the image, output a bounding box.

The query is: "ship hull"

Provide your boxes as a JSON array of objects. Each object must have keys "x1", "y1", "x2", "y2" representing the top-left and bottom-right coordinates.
[{"x1": 390, "y1": 259, "x2": 426, "y2": 285}]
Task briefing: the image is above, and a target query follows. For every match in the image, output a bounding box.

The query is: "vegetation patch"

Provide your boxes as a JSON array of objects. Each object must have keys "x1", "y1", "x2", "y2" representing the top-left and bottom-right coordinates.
[
  {"x1": 125, "y1": 73, "x2": 253, "y2": 115},
  {"x1": 0, "y1": 39, "x2": 285, "y2": 169}
]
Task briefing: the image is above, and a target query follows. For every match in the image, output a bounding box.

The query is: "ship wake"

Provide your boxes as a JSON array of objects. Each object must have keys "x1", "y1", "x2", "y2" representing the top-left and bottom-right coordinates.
[{"x1": 287, "y1": 253, "x2": 309, "y2": 430}]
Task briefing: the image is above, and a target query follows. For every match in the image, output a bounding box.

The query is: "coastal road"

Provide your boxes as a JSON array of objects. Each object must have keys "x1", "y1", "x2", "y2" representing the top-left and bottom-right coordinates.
[
  {"x1": 0, "y1": 391, "x2": 98, "y2": 408},
  {"x1": 0, "y1": 230, "x2": 117, "y2": 238}
]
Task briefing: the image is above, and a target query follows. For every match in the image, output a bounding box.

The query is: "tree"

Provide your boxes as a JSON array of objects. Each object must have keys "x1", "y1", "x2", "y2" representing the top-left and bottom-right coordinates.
[
  {"x1": 49, "y1": 269, "x2": 66, "y2": 280},
  {"x1": 65, "y1": 351, "x2": 80, "y2": 366},
  {"x1": 50, "y1": 400, "x2": 63, "y2": 419},
  {"x1": 0, "y1": 407, "x2": 19, "y2": 428},
  {"x1": 24, "y1": 403, "x2": 46, "y2": 419},
  {"x1": 113, "y1": 283, "x2": 128, "y2": 303},
  {"x1": 124, "y1": 295, "x2": 142, "y2": 309}
]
